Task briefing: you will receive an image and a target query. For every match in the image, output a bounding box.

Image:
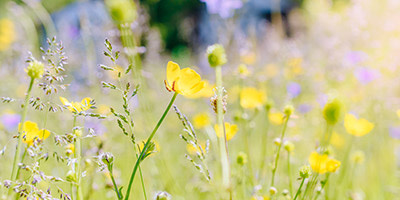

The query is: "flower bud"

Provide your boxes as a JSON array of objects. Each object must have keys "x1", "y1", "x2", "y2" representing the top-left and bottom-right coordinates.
[
  {"x1": 26, "y1": 60, "x2": 44, "y2": 79},
  {"x1": 206, "y1": 44, "x2": 227, "y2": 67},
  {"x1": 323, "y1": 98, "x2": 342, "y2": 125},
  {"x1": 273, "y1": 138, "x2": 281, "y2": 146},
  {"x1": 66, "y1": 170, "x2": 76, "y2": 182},
  {"x1": 238, "y1": 64, "x2": 250, "y2": 77},
  {"x1": 101, "y1": 152, "x2": 114, "y2": 165},
  {"x1": 299, "y1": 165, "x2": 312, "y2": 178},
  {"x1": 351, "y1": 150, "x2": 365, "y2": 164},
  {"x1": 265, "y1": 100, "x2": 274, "y2": 112},
  {"x1": 156, "y1": 191, "x2": 171, "y2": 200},
  {"x1": 284, "y1": 105, "x2": 294, "y2": 116},
  {"x1": 106, "y1": 0, "x2": 137, "y2": 24},
  {"x1": 269, "y1": 187, "x2": 278, "y2": 195},
  {"x1": 237, "y1": 152, "x2": 248, "y2": 165},
  {"x1": 74, "y1": 129, "x2": 83, "y2": 137},
  {"x1": 283, "y1": 141, "x2": 295, "y2": 152}
]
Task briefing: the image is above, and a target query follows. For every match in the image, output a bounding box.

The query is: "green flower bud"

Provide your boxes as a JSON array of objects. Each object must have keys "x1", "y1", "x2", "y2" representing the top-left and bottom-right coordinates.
[
  {"x1": 237, "y1": 152, "x2": 248, "y2": 165},
  {"x1": 283, "y1": 141, "x2": 295, "y2": 152},
  {"x1": 26, "y1": 60, "x2": 44, "y2": 79},
  {"x1": 206, "y1": 44, "x2": 227, "y2": 67},
  {"x1": 265, "y1": 100, "x2": 274, "y2": 112},
  {"x1": 269, "y1": 187, "x2": 278, "y2": 195},
  {"x1": 284, "y1": 105, "x2": 294, "y2": 116},
  {"x1": 299, "y1": 165, "x2": 311, "y2": 178},
  {"x1": 323, "y1": 98, "x2": 342, "y2": 125},
  {"x1": 156, "y1": 191, "x2": 171, "y2": 200},
  {"x1": 273, "y1": 138, "x2": 281, "y2": 146},
  {"x1": 106, "y1": 0, "x2": 137, "y2": 24}
]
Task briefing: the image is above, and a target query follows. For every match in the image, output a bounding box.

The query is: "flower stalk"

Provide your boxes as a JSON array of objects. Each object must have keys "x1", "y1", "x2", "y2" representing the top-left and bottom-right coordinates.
[{"x1": 271, "y1": 114, "x2": 290, "y2": 186}]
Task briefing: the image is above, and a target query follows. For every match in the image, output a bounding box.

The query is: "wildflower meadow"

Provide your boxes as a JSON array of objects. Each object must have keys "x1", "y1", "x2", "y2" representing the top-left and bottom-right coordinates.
[{"x1": 0, "y1": 0, "x2": 399, "y2": 199}]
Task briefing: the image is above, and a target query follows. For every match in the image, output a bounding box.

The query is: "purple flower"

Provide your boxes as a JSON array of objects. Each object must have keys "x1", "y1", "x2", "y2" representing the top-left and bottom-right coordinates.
[
  {"x1": 354, "y1": 67, "x2": 380, "y2": 85},
  {"x1": 287, "y1": 82, "x2": 301, "y2": 98},
  {"x1": 390, "y1": 126, "x2": 400, "y2": 139},
  {"x1": 297, "y1": 104, "x2": 312, "y2": 114},
  {"x1": 0, "y1": 113, "x2": 21, "y2": 131},
  {"x1": 85, "y1": 120, "x2": 107, "y2": 136},
  {"x1": 345, "y1": 51, "x2": 367, "y2": 66},
  {"x1": 201, "y1": 0, "x2": 243, "y2": 18}
]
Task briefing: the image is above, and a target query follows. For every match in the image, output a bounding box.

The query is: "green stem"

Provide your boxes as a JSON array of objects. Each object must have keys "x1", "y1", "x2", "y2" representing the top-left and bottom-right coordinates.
[
  {"x1": 293, "y1": 178, "x2": 305, "y2": 200},
  {"x1": 118, "y1": 23, "x2": 142, "y2": 79},
  {"x1": 124, "y1": 92, "x2": 178, "y2": 200},
  {"x1": 288, "y1": 153, "x2": 293, "y2": 196},
  {"x1": 108, "y1": 165, "x2": 123, "y2": 200},
  {"x1": 9, "y1": 77, "x2": 34, "y2": 194},
  {"x1": 313, "y1": 174, "x2": 330, "y2": 200},
  {"x1": 271, "y1": 115, "x2": 290, "y2": 186},
  {"x1": 73, "y1": 116, "x2": 83, "y2": 200},
  {"x1": 139, "y1": 165, "x2": 148, "y2": 200}
]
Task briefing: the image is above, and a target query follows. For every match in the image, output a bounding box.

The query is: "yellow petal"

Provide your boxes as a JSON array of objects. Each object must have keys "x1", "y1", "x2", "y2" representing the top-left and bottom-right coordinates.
[
  {"x1": 19, "y1": 121, "x2": 39, "y2": 133},
  {"x1": 81, "y1": 97, "x2": 93, "y2": 111},
  {"x1": 166, "y1": 61, "x2": 180, "y2": 87},
  {"x1": 309, "y1": 151, "x2": 328, "y2": 174},
  {"x1": 37, "y1": 129, "x2": 51, "y2": 140},
  {"x1": 240, "y1": 87, "x2": 266, "y2": 109},
  {"x1": 175, "y1": 68, "x2": 202, "y2": 95},
  {"x1": 344, "y1": 114, "x2": 374, "y2": 136},
  {"x1": 215, "y1": 122, "x2": 238, "y2": 141},
  {"x1": 59, "y1": 97, "x2": 70, "y2": 106},
  {"x1": 268, "y1": 112, "x2": 284, "y2": 125}
]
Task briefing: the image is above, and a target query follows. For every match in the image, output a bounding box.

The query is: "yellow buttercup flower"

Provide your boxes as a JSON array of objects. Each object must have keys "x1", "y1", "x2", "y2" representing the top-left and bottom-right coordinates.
[
  {"x1": 0, "y1": 18, "x2": 15, "y2": 51},
  {"x1": 164, "y1": 61, "x2": 206, "y2": 96},
  {"x1": 344, "y1": 113, "x2": 374, "y2": 137},
  {"x1": 215, "y1": 122, "x2": 238, "y2": 141},
  {"x1": 268, "y1": 112, "x2": 285, "y2": 125},
  {"x1": 19, "y1": 121, "x2": 50, "y2": 146},
  {"x1": 60, "y1": 97, "x2": 93, "y2": 113},
  {"x1": 193, "y1": 112, "x2": 211, "y2": 129},
  {"x1": 186, "y1": 80, "x2": 215, "y2": 99},
  {"x1": 240, "y1": 87, "x2": 266, "y2": 109},
  {"x1": 309, "y1": 151, "x2": 341, "y2": 174}
]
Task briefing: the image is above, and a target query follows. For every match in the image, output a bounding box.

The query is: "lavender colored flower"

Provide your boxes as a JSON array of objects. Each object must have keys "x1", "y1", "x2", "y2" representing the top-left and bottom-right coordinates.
[
  {"x1": 389, "y1": 126, "x2": 400, "y2": 139},
  {"x1": 287, "y1": 82, "x2": 301, "y2": 98},
  {"x1": 201, "y1": 0, "x2": 243, "y2": 18},
  {"x1": 0, "y1": 113, "x2": 21, "y2": 131},
  {"x1": 345, "y1": 51, "x2": 367, "y2": 66},
  {"x1": 297, "y1": 104, "x2": 312, "y2": 114},
  {"x1": 85, "y1": 120, "x2": 107, "y2": 136},
  {"x1": 354, "y1": 67, "x2": 380, "y2": 85}
]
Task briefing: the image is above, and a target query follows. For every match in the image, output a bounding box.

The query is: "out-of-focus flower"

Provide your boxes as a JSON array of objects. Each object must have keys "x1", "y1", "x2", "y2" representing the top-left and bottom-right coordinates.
[
  {"x1": 323, "y1": 98, "x2": 342, "y2": 125},
  {"x1": 268, "y1": 112, "x2": 284, "y2": 125},
  {"x1": 238, "y1": 64, "x2": 250, "y2": 77},
  {"x1": 137, "y1": 140, "x2": 160, "y2": 155},
  {"x1": 285, "y1": 58, "x2": 303, "y2": 78},
  {"x1": 390, "y1": 126, "x2": 400, "y2": 139},
  {"x1": 19, "y1": 121, "x2": 50, "y2": 146},
  {"x1": 240, "y1": 87, "x2": 266, "y2": 109},
  {"x1": 186, "y1": 80, "x2": 215, "y2": 98},
  {"x1": 106, "y1": 0, "x2": 137, "y2": 23},
  {"x1": 164, "y1": 61, "x2": 205, "y2": 96},
  {"x1": 345, "y1": 51, "x2": 367, "y2": 66},
  {"x1": 65, "y1": 144, "x2": 75, "y2": 156},
  {"x1": 193, "y1": 112, "x2": 211, "y2": 129},
  {"x1": 344, "y1": 113, "x2": 374, "y2": 137},
  {"x1": 200, "y1": 0, "x2": 242, "y2": 18},
  {"x1": 186, "y1": 142, "x2": 207, "y2": 155},
  {"x1": 215, "y1": 122, "x2": 238, "y2": 141},
  {"x1": 308, "y1": 151, "x2": 341, "y2": 174},
  {"x1": 297, "y1": 104, "x2": 312, "y2": 114},
  {"x1": 0, "y1": 18, "x2": 15, "y2": 51},
  {"x1": 284, "y1": 141, "x2": 295, "y2": 152},
  {"x1": 299, "y1": 165, "x2": 311, "y2": 178},
  {"x1": 396, "y1": 110, "x2": 400, "y2": 118},
  {"x1": 60, "y1": 97, "x2": 93, "y2": 113},
  {"x1": 97, "y1": 104, "x2": 111, "y2": 115},
  {"x1": 240, "y1": 52, "x2": 256, "y2": 65},
  {"x1": 330, "y1": 132, "x2": 345, "y2": 148},
  {"x1": 264, "y1": 64, "x2": 279, "y2": 78},
  {"x1": 287, "y1": 82, "x2": 301, "y2": 98},
  {"x1": 237, "y1": 151, "x2": 248, "y2": 165},
  {"x1": 107, "y1": 65, "x2": 124, "y2": 80},
  {"x1": 354, "y1": 67, "x2": 380, "y2": 85},
  {"x1": 206, "y1": 44, "x2": 227, "y2": 67},
  {"x1": 351, "y1": 150, "x2": 365, "y2": 164},
  {"x1": 0, "y1": 111, "x2": 21, "y2": 131},
  {"x1": 156, "y1": 191, "x2": 171, "y2": 200}
]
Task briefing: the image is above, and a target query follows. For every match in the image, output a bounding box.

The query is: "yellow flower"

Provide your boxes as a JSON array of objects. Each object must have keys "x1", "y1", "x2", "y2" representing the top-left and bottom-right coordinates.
[
  {"x1": 65, "y1": 144, "x2": 75, "y2": 156},
  {"x1": 186, "y1": 141, "x2": 207, "y2": 155},
  {"x1": 344, "y1": 114, "x2": 374, "y2": 137},
  {"x1": 164, "y1": 61, "x2": 206, "y2": 96},
  {"x1": 97, "y1": 104, "x2": 111, "y2": 115},
  {"x1": 285, "y1": 57, "x2": 303, "y2": 78},
  {"x1": 240, "y1": 52, "x2": 256, "y2": 65},
  {"x1": 330, "y1": 132, "x2": 345, "y2": 148},
  {"x1": 0, "y1": 18, "x2": 15, "y2": 51},
  {"x1": 215, "y1": 122, "x2": 238, "y2": 141},
  {"x1": 19, "y1": 121, "x2": 50, "y2": 146},
  {"x1": 240, "y1": 87, "x2": 266, "y2": 109},
  {"x1": 60, "y1": 97, "x2": 93, "y2": 113},
  {"x1": 186, "y1": 80, "x2": 215, "y2": 99},
  {"x1": 137, "y1": 140, "x2": 160, "y2": 156},
  {"x1": 396, "y1": 110, "x2": 400, "y2": 118},
  {"x1": 193, "y1": 112, "x2": 211, "y2": 129},
  {"x1": 309, "y1": 151, "x2": 341, "y2": 174},
  {"x1": 264, "y1": 64, "x2": 279, "y2": 78},
  {"x1": 238, "y1": 64, "x2": 250, "y2": 77},
  {"x1": 268, "y1": 112, "x2": 285, "y2": 125}
]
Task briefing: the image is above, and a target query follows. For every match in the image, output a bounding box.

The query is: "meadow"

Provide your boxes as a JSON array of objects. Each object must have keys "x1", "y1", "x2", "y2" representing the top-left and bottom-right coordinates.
[{"x1": 0, "y1": 0, "x2": 399, "y2": 199}]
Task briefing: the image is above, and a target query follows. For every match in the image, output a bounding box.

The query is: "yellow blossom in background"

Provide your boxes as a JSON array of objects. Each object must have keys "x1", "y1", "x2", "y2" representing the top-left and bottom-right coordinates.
[
  {"x1": 65, "y1": 144, "x2": 75, "y2": 156},
  {"x1": 396, "y1": 110, "x2": 400, "y2": 118},
  {"x1": 97, "y1": 104, "x2": 111, "y2": 115},
  {"x1": 330, "y1": 132, "x2": 345, "y2": 148},
  {"x1": 19, "y1": 121, "x2": 50, "y2": 146},
  {"x1": 309, "y1": 151, "x2": 341, "y2": 174},
  {"x1": 215, "y1": 122, "x2": 238, "y2": 141},
  {"x1": 268, "y1": 112, "x2": 285, "y2": 125},
  {"x1": 264, "y1": 64, "x2": 279, "y2": 78},
  {"x1": 240, "y1": 52, "x2": 256, "y2": 65},
  {"x1": 285, "y1": 57, "x2": 304, "y2": 78},
  {"x1": 0, "y1": 18, "x2": 15, "y2": 51},
  {"x1": 193, "y1": 112, "x2": 211, "y2": 129},
  {"x1": 238, "y1": 64, "x2": 250, "y2": 77},
  {"x1": 186, "y1": 80, "x2": 215, "y2": 98},
  {"x1": 240, "y1": 87, "x2": 266, "y2": 109},
  {"x1": 351, "y1": 151, "x2": 365, "y2": 164},
  {"x1": 60, "y1": 97, "x2": 93, "y2": 113},
  {"x1": 186, "y1": 142, "x2": 207, "y2": 155},
  {"x1": 108, "y1": 65, "x2": 124, "y2": 80},
  {"x1": 344, "y1": 113, "x2": 374, "y2": 137},
  {"x1": 164, "y1": 61, "x2": 206, "y2": 96}
]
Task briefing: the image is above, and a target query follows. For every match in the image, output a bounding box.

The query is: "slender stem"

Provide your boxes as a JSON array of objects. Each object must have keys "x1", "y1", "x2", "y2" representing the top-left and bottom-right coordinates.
[
  {"x1": 73, "y1": 116, "x2": 83, "y2": 200},
  {"x1": 259, "y1": 111, "x2": 270, "y2": 182},
  {"x1": 293, "y1": 178, "x2": 305, "y2": 200},
  {"x1": 271, "y1": 116, "x2": 290, "y2": 186},
  {"x1": 124, "y1": 92, "x2": 178, "y2": 200},
  {"x1": 15, "y1": 148, "x2": 27, "y2": 180},
  {"x1": 108, "y1": 166, "x2": 123, "y2": 200},
  {"x1": 118, "y1": 23, "x2": 142, "y2": 79},
  {"x1": 139, "y1": 165, "x2": 148, "y2": 200},
  {"x1": 9, "y1": 77, "x2": 35, "y2": 194},
  {"x1": 313, "y1": 174, "x2": 330, "y2": 200},
  {"x1": 288, "y1": 153, "x2": 293, "y2": 196}
]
